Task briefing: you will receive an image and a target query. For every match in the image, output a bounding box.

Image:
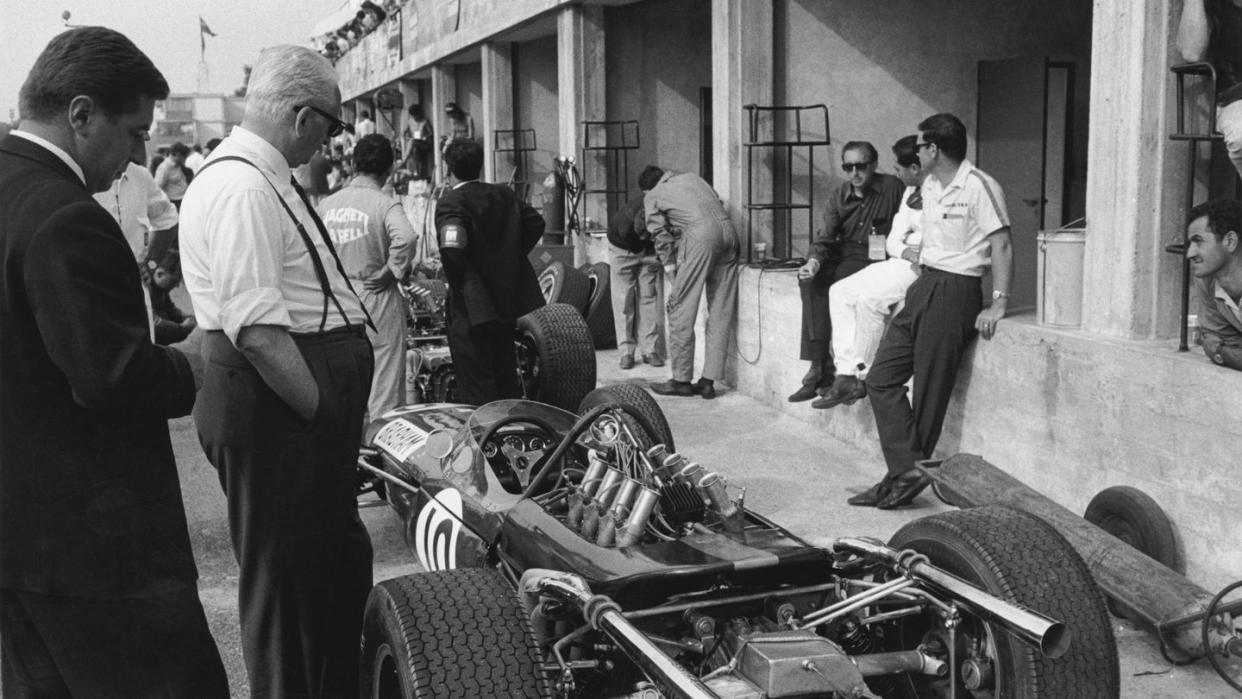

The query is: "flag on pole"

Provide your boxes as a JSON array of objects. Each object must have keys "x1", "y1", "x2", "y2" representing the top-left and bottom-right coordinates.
[{"x1": 200, "y1": 16, "x2": 216, "y2": 55}]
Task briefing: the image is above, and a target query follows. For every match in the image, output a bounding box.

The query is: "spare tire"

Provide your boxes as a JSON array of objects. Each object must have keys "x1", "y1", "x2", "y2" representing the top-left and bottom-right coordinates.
[
  {"x1": 580, "y1": 262, "x2": 616, "y2": 349},
  {"x1": 515, "y1": 303, "x2": 596, "y2": 411},
  {"x1": 360, "y1": 569, "x2": 553, "y2": 698},
  {"x1": 537, "y1": 261, "x2": 591, "y2": 314},
  {"x1": 1084, "y1": 485, "x2": 1182, "y2": 619},
  {"x1": 579, "y1": 383, "x2": 675, "y2": 452}
]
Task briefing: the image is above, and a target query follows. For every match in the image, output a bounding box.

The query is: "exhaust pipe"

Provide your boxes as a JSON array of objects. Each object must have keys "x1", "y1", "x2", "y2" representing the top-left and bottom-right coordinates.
[
  {"x1": 616, "y1": 487, "x2": 659, "y2": 548},
  {"x1": 833, "y1": 537, "x2": 1070, "y2": 659},
  {"x1": 521, "y1": 570, "x2": 717, "y2": 699}
]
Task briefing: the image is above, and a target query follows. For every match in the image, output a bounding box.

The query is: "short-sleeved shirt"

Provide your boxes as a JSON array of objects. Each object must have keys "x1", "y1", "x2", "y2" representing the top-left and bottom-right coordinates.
[
  {"x1": 919, "y1": 160, "x2": 1010, "y2": 277},
  {"x1": 154, "y1": 159, "x2": 189, "y2": 201},
  {"x1": 179, "y1": 126, "x2": 368, "y2": 344},
  {"x1": 93, "y1": 162, "x2": 179, "y2": 261},
  {"x1": 318, "y1": 179, "x2": 416, "y2": 281},
  {"x1": 1197, "y1": 276, "x2": 1242, "y2": 347},
  {"x1": 809, "y1": 173, "x2": 905, "y2": 262}
]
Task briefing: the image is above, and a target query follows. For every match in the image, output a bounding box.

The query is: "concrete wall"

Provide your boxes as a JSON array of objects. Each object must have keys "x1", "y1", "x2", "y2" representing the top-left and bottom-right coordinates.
[
  {"x1": 734, "y1": 267, "x2": 1242, "y2": 589},
  {"x1": 604, "y1": 0, "x2": 712, "y2": 194},
  {"x1": 771, "y1": 0, "x2": 1092, "y2": 255},
  {"x1": 514, "y1": 35, "x2": 560, "y2": 203}
]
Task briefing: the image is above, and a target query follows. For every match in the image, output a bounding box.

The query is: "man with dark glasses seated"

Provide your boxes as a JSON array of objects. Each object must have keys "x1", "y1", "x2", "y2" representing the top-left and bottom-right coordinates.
[{"x1": 788, "y1": 141, "x2": 904, "y2": 404}]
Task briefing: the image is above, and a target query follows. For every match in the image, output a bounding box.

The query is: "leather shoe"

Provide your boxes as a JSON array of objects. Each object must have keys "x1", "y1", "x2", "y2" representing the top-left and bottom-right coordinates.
[
  {"x1": 643, "y1": 355, "x2": 665, "y2": 367},
  {"x1": 619, "y1": 355, "x2": 635, "y2": 370},
  {"x1": 650, "y1": 380, "x2": 695, "y2": 397},
  {"x1": 847, "y1": 480, "x2": 890, "y2": 507},
  {"x1": 876, "y1": 470, "x2": 931, "y2": 509},
  {"x1": 811, "y1": 375, "x2": 867, "y2": 409},
  {"x1": 693, "y1": 378, "x2": 716, "y2": 400},
  {"x1": 787, "y1": 384, "x2": 819, "y2": 402}
]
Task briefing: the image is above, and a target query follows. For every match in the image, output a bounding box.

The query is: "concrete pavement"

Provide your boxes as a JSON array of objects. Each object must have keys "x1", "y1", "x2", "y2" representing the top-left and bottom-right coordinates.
[{"x1": 170, "y1": 315, "x2": 1238, "y2": 696}]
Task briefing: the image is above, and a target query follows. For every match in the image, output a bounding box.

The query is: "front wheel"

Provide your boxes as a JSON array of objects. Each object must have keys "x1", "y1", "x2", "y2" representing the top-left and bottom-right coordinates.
[
  {"x1": 888, "y1": 505, "x2": 1119, "y2": 698},
  {"x1": 359, "y1": 568, "x2": 553, "y2": 698}
]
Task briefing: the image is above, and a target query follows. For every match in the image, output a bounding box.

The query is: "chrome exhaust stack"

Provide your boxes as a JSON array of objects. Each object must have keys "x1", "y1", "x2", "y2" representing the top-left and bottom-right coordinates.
[
  {"x1": 616, "y1": 487, "x2": 660, "y2": 548},
  {"x1": 597, "y1": 479, "x2": 641, "y2": 547},
  {"x1": 832, "y1": 537, "x2": 1071, "y2": 659}
]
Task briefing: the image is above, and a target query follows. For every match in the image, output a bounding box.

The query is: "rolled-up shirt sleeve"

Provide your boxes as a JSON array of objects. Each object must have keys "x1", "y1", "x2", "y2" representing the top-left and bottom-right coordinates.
[
  {"x1": 144, "y1": 174, "x2": 179, "y2": 232},
  {"x1": 209, "y1": 188, "x2": 293, "y2": 343}
]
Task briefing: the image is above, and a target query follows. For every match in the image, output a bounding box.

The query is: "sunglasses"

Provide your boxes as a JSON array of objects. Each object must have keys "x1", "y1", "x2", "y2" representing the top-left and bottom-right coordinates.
[
  {"x1": 915, "y1": 141, "x2": 935, "y2": 151},
  {"x1": 293, "y1": 105, "x2": 355, "y2": 138},
  {"x1": 842, "y1": 162, "x2": 873, "y2": 173}
]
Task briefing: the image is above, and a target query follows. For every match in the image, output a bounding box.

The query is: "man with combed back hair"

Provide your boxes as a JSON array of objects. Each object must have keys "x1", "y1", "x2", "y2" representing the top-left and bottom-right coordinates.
[
  {"x1": 856, "y1": 113, "x2": 1013, "y2": 510},
  {"x1": 0, "y1": 26, "x2": 227, "y2": 695},
  {"x1": 180, "y1": 43, "x2": 374, "y2": 697}
]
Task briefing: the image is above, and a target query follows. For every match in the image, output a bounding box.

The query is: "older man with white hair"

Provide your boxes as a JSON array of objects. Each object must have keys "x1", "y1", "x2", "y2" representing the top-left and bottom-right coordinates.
[{"x1": 180, "y1": 44, "x2": 372, "y2": 698}]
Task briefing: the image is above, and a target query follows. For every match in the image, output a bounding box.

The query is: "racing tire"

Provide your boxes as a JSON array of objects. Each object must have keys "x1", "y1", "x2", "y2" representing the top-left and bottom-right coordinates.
[
  {"x1": 579, "y1": 383, "x2": 675, "y2": 452},
  {"x1": 538, "y1": 261, "x2": 591, "y2": 314},
  {"x1": 888, "y1": 505, "x2": 1119, "y2": 699},
  {"x1": 1084, "y1": 485, "x2": 1182, "y2": 619},
  {"x1": 359, "y1": 568, "x2": 553, "y2": 699},
  {"x1": 580, "y1": 262, "x2": 617, "y2": 349},
  {"x1": 516, "y1": 303, "x2": 597, "y2": 411}
]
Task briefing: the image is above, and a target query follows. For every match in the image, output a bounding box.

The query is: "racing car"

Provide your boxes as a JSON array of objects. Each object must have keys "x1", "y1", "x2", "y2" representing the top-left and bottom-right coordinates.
[{"x1": 356, "y1": 385, "x2": 1119, "y2": 698}]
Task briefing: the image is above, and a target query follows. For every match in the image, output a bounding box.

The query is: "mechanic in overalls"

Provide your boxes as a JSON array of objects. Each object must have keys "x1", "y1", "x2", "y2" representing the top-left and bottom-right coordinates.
[
  {"x1": 180, "y1": 45, "x2": 375, "y2": 698},
  {"x1": 435, "y1": 138, "x2": 546, "y2": 405}
]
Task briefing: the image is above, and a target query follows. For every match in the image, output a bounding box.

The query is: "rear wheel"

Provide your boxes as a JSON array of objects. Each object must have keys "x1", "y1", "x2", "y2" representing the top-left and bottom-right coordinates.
[
  {"x1": 359, "y1": 568, "x2": 553, "y2": 698},
  {"x1": 888, "y1": 505, "x2": 1118, "y2": 698},
  {"x1": 578, "y1": 383, "x2": 675, "y2": 452},
  {"x1": 515, "y1": 303, "x2": 596, "y2": 411}
]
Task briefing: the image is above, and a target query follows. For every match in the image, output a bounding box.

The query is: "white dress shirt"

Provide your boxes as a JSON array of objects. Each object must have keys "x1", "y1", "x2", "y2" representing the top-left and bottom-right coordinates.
[
  {"x1": 179, "y1": 126, "x2": 368, "y2": 344},
  {"x1": 93, "y1": 162, "x2": 179, "y2": 261}
]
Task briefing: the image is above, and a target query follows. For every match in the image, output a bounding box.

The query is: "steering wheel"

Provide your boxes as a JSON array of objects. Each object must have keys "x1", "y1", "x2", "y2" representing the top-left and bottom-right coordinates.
[{"x1": 478, "y1": 415, "x2": 562, "y2": 488}]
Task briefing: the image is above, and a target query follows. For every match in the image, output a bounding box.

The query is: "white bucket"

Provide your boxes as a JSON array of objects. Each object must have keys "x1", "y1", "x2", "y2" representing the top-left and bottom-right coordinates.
[{"x1": 1036, "y1": 227, "x2": 1086, "y2": 328}]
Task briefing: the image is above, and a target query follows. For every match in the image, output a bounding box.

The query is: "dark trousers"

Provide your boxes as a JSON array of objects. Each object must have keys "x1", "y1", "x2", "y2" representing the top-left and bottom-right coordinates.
[
  {"x1": 1, "y1": 583, "x2": 228, "y2": 698},
  {"x1": 866, "y1": 268, "x2": 981, "y2": 476},
  {"x1": 195, "y1": 329, "x2": 374, "y2": 698},
  {"x1": 447, "y1": 306, "x2": 519, "y2": 405},
  {"x1": 798, "y1": 248, "x2": 872, "y2": 385}
]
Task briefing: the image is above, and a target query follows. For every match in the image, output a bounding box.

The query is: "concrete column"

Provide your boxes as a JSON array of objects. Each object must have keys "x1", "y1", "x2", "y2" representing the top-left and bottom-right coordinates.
[
  {"x1": 711, "y1": 0, "x2": 773, "y2": 258},
  {"x1": 1082, "y1": 0, "x2": 1180, "y2": 338},
  {"x1": 481, "y1": 42, "x2": 515, "y2": 184},
  {"x1": 558, "y1": 4, "x2": 605, "y2": 264},
  {"x1": 430, "y1": 64, "x2": 456, "y2": 184}
]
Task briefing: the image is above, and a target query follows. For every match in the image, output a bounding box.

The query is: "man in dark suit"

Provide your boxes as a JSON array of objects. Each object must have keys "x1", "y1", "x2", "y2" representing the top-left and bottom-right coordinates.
[
  {"x1": 435, "y1": 138, "x2": 546, "y2": 404},
  {"x1": 0, "y1": 28, "x2": 228, "y2": 695}
]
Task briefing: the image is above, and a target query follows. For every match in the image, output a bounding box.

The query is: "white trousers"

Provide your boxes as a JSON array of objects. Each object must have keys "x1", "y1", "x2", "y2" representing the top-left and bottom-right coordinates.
[{"x1": 829, "y1": 258, "x2": 919, "y2": 378}]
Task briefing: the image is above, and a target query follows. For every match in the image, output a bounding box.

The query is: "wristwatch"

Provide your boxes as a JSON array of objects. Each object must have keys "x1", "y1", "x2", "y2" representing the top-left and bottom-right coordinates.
[{"x1": 992, "y1": 290, "x2": 1010, "y2": 301}]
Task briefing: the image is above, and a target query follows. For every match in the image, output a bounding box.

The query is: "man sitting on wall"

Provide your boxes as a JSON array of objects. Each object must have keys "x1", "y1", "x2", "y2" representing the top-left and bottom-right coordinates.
[
  {"x1": 814, "y1": 135, "x2": 927, "y2": 409},
  {"x1": 788, "y1": 141, "x2": 904, "y2": 403},
  {"x1": 1186, "y1": 198, "x2": 1242, "y2": 370}
]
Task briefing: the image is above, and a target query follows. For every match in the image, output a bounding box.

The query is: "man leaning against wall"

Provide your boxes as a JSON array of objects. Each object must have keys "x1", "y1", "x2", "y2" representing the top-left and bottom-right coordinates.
[
  {"x1": 1186, "y1": 198, "x2": 1242, "y2": 370},
  {"x1": 854, "y1": 113, "x2": 1013, "y2": 511}
]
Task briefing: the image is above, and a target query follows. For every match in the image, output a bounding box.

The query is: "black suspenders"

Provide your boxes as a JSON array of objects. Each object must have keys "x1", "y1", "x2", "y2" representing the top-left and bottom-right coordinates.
[{"x1": 196, "y1": 155, "x2": 375, "y2": 333}]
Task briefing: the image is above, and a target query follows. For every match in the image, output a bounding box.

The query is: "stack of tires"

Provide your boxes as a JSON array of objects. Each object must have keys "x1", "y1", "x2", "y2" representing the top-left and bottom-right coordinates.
[{"x1": 537, "y1": 261, "x2": 615, "y2": 349}]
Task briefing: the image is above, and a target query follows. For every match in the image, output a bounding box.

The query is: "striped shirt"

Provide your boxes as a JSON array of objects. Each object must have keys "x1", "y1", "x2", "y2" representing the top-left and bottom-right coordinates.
[{"x1": 919, "y1": 159, "x2": 1009, "y2": 277}]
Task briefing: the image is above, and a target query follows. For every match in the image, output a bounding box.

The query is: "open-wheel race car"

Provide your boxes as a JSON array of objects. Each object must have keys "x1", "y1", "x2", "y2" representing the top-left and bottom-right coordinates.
[{"x1": 356, "y1": 382, "x2": 1120, "y2": 698}]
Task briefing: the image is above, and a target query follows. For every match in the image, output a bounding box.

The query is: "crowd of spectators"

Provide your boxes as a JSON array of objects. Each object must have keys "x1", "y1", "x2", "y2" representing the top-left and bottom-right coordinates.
[{"x1": 313, "y1": 0, "x2": 403, "y2": 64}]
